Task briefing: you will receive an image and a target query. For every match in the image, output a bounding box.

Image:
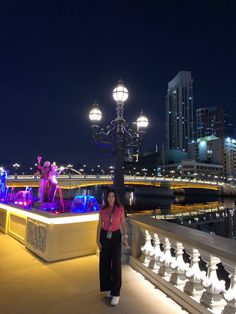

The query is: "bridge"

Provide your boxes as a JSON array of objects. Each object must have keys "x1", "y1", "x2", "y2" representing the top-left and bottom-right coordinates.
[{"x1": 6, "y1": 174, "x2": 227, "y2": 192}]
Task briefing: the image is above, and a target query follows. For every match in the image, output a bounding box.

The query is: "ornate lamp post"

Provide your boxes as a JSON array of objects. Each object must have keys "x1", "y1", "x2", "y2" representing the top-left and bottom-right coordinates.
[{"x1": 89, "y1": 81, "x2": 149, "y2": 204}]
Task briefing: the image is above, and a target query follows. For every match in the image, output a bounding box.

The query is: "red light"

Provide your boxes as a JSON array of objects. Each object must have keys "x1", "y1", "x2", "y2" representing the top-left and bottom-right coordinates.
[
  {"x1": 24, "y1": 202, "x2": 27, "y2": 206},
  {"x1": 19, "y1": 201, "x2": 23, "y2": 205}
]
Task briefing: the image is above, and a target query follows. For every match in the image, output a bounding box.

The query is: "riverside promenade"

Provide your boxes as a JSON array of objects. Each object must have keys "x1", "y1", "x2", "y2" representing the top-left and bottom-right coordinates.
[{"x1": 0, "y1": 233, "x2": 187, "y2": 314}]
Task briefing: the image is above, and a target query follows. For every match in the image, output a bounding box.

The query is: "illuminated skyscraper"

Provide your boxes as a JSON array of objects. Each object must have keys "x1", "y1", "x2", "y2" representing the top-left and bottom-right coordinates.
[{"x1": 165, "y1": 71, "x2": 194, "y2": 152}]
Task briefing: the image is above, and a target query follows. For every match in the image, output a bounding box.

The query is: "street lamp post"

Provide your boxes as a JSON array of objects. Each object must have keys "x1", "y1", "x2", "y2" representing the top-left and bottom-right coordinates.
[
  {"x1": 13, "y1": 163, "x2": 20, "y2": 175},
  {"x1": 89, "y1": 81, "x2": 148, "y2": 204}
]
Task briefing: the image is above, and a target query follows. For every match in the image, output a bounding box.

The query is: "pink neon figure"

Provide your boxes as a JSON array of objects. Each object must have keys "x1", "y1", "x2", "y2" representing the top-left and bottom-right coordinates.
[
  {"x1": 48, "y1": 164, "x2": 64, "y2": 210},
  {"x1": 37, "y1": 156, "x2": 50, "y2": 202},
  {"x1": 48, "y1": 164, "x2": 59, "y2": 201}
]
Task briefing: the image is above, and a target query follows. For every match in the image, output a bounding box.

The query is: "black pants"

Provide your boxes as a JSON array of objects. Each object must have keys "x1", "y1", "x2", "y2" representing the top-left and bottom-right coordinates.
[{"x1": 99, "y1": 228, "x2": 122, "y2": 296}]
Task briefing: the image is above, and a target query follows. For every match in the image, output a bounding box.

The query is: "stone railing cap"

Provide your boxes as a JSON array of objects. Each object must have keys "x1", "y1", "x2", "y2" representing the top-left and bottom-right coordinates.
[{"x1": 129, "y1": 215, "x2": 236, "y2": 262}]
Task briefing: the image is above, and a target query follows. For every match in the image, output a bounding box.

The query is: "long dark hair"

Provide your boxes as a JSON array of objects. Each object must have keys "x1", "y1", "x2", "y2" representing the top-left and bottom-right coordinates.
[{"x1": 102, "y1": 188, "x2": 120, "y2": 209}]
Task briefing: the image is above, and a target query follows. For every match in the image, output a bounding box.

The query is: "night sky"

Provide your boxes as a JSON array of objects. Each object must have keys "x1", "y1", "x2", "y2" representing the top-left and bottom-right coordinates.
[{"x1": 1, "y1": 0, "x2": 236, "y2": 169}]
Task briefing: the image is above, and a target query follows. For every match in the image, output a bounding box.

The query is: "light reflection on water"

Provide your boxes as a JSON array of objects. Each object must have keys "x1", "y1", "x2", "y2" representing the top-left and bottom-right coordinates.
[{"x1": 126, "y1": 194, "x2": 236, "y2": 240}]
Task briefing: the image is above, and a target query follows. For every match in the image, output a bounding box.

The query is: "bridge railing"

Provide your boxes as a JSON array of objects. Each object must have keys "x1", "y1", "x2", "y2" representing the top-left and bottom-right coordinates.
[
  {"x1": 129, "y1": 215, "x2": 236, "y2": 314},
  {"x1": 6, "y1": 174, "x2": 224, "y2": 186}
]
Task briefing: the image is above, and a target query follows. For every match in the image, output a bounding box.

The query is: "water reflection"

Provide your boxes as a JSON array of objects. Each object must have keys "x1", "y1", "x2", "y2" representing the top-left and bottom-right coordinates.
[{"x1": 126, "y1": 193, "x2": 236, "y2": 240}]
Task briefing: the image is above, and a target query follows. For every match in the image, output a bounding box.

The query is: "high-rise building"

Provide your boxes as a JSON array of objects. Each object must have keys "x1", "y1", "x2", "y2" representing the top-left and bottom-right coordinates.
[
  {"x1": 224, "y1": 137, "x2": 236, "y2": 179},
  {"x1": 196, "y1": 106, "x2": 234, "y2": 139},
  {"x1": 165, "y1": 71, "x2": 194, "y2": 152},
  {"x1": 188, "y1": 136, "x2": 223, "y2": 165},
  {"x1": 188, "y1": 136, "x2": 236, "y2": 179}
]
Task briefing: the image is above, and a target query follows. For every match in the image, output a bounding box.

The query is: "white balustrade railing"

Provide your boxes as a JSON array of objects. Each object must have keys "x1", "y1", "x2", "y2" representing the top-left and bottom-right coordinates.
[{"x1": 129, "y1": 215, "x2": 236, "y2": 314}]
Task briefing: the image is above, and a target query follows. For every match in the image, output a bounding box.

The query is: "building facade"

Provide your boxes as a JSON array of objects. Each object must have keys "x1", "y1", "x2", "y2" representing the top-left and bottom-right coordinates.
[
  {"x1": 196, "y1": 106, "x2": 234, "y2": 139},
  {"x1": 161, "y1": 159, "x2": 223, "y2": 180},
  {"x1": 165, "y1": 71, "x2": 194, "y2": 152},
  {"x1": 188, "y1": 136, "x2": 236, "y2": 180},
  {"x1": 188, "y1": 136, "x2": 223, "y2": 165},
  {"x1": 224, "y1": 137, "x2": 236, "y2": 180}
]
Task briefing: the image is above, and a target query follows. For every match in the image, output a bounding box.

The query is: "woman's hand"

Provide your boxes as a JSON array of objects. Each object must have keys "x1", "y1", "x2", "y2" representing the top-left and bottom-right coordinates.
[{"x1": 122, "y1": 236, "x2": 128, "y2": 248}]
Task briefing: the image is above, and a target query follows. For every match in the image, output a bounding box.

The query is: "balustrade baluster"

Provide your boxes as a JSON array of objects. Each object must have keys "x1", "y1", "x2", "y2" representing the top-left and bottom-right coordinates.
[
  {"x1": 184, "y1": 248, "x2": 206, "y2": 298},
  {"x1": 200, "y1": 254, "x2": 226, "y2": 311},
  {"x1": 222, "y1": 262, "x2": 236, "y2": 314},
  {"x1": 159, "y1": 237, "x2": 174, "y2": 281},
  {"x1": 149, "y1": 233, "x2": 162, "y2": 272},
  {"x1": 140, "y1": 229, "x2": 153, "y2": 267},
  {"x1": 170, "y1": 242, "x2": 189, "y2": 288}
]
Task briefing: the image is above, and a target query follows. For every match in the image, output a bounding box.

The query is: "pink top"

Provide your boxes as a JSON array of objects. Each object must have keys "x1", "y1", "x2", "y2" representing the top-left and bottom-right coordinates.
[{"x1": 100, "y1": 206, "x2": 124, "y2": 232}]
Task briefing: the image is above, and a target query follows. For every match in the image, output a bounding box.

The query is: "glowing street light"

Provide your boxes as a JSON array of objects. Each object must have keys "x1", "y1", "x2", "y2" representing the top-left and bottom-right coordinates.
[
  {"x1": 89, "y1": 102, "x2": 102, "y2": 123},
  {"x1": 137, "y1": 111, "x2": 149, "y2": 130},
  {"x1": 89, "y1": 81, "x2": 149, "y2": 203},
  {"x1": 13, "y1": 163, "x2": 20, "y2": 174}
]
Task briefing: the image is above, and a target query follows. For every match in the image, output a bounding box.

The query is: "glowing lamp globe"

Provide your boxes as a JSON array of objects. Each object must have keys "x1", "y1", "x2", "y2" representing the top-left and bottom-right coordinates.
[
  {"x1": 137, "y1": 112, "x2": 149, "y2": 129},
  {"x1": 89, "y1": 104, "x2": 102, "y2": 122},
  {"x1": 112, "y1": 81, "x2": 129, "y2": 103}
]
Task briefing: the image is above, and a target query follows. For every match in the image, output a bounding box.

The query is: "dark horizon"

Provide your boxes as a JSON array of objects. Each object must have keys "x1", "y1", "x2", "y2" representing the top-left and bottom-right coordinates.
[{"x1": 1, "y1": 1, "x2": 236, "y2": 169}]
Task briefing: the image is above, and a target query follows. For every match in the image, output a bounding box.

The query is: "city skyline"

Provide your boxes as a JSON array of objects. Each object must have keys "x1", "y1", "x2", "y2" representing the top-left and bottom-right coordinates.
[{"x1": 1, "y1": 1, "x2": 236, "y2": 167}]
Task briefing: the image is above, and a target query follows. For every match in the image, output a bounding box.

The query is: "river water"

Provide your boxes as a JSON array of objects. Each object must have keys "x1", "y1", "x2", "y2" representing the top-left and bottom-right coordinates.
[{"x1": 125, "y1": 193, "x2": 236, "y2": 240}]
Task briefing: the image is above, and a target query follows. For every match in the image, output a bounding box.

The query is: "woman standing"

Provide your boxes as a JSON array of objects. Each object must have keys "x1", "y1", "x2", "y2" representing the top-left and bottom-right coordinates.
[{"x1": 97, "y1": 188, "x2": 128, "y2": 306}]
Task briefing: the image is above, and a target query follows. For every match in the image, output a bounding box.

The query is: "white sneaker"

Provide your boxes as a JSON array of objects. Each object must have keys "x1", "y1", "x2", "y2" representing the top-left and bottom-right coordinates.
[
  {"x1": 105, "y1": 290, "x2": 112, "y2": 298},
  {"x1": 111, "y1": 296, "x2": 120, "y2": 306}
]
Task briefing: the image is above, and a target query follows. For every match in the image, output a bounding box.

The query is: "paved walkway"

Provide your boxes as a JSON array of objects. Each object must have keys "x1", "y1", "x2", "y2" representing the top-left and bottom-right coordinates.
[{"x1": 0, "y1": 233, "x2": 188, "y2": 314}]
